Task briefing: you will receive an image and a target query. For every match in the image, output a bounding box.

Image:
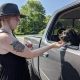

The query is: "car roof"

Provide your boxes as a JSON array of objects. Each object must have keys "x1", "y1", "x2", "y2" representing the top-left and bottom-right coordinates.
[{"x1": 52, "y1": 1, "x2": 80, "y2": 18}]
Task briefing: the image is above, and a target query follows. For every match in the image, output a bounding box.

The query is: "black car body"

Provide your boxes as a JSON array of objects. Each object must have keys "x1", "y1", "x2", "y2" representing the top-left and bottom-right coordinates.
[{"x1": 25, "y1": 1, "x2": 80, "y2": 80}]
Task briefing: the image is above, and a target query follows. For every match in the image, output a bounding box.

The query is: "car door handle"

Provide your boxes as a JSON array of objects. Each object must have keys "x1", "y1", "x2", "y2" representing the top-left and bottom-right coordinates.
[{"x1": 43, "y1": 52, "x2": 49, "y2": 57}]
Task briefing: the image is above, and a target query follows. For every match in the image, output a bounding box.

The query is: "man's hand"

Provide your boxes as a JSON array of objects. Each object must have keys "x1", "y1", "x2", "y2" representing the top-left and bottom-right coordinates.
[{"x1": 52, "y1": 41, "x2": 65, "y2": 48}]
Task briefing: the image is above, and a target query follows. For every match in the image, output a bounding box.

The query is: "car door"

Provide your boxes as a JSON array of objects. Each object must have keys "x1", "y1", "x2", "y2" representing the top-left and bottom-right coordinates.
[{"x1": 38, "y1": 2, "x2": 80, "y2": 80}]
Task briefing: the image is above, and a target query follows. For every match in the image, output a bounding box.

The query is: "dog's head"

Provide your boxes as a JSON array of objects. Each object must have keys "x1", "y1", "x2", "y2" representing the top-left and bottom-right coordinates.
[{"x1": 59, "y1": 28, "x2": 79, "y2": 46}]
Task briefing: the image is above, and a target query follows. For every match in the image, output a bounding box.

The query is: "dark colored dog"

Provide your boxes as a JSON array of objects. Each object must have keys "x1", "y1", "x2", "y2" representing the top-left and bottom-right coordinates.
[{"x1": 59, "y1": 28, "x2": 80, "y2": 46}]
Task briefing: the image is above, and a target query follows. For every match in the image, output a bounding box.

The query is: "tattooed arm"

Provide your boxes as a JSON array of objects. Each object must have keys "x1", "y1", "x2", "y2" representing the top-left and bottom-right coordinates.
[
  {"x1": 11, "y1": 41, "x2": 25, "y2": 52},
  {"x1": 0, "y1": 33, "x2": 64, "y2": 58}
]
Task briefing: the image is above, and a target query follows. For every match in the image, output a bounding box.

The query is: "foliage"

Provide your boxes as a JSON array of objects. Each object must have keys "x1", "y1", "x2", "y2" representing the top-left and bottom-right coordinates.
[
  {"x1": 38, "y1": 28, "x2": 45, "y2": 35},
  {"x1": 15, "y1": 0, "x2": 47, "y2": 34},
  {"x1": 38, "y1": 15, "x2": 51, "y2": 35},
  {"x1": 44, "y1": 15, "x2": 51, "y2": 24}
]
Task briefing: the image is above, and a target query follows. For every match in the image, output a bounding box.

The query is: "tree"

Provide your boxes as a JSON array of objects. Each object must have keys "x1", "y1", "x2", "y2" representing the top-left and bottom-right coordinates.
[
  {"x1": 15, "y1": 0, "x2": 46, "y2": 34},
  {"x1": 44, "y1": 15, "x2": 51, "y2": 25},
  {"x1": 38, "y1": 15, "x2": 51, "y2": 35}
]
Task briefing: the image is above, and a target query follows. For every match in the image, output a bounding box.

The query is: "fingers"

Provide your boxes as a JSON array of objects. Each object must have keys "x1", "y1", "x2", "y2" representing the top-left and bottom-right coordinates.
[
  {"x1": 52, "y1": 41, "x2": 65, "y2": 48},
  {"x1": 26, "y1": 43, "x2": 33, "y2": 48},
  {"x1": 24, "y1": 40, "x2": 33, "y2": 48}
]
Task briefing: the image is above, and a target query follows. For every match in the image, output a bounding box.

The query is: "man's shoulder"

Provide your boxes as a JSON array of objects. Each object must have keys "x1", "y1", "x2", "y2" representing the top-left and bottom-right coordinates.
[
  {"x1": 0, "y1": 32, "x2": 9, "y2": 38},
  {"x1": 0, "y1": 32, "x2": 12, "y2": 44}
]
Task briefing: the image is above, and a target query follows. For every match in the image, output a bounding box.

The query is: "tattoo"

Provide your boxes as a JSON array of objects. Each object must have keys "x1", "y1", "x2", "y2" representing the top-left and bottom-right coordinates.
[{"x1": 11, "y1": 41, "x2": 25, "y2": 52}]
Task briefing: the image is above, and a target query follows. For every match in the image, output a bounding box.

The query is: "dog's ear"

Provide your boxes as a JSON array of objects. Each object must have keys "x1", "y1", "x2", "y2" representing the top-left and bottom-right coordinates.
[{"x1": 67, "y1": 29, "x2": 79, "y2": 46}]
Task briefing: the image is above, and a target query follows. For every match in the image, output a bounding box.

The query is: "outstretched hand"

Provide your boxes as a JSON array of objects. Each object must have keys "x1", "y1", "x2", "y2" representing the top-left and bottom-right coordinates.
[{"x1": 52, "y1": 41, "x2": 65, "y2": 48}]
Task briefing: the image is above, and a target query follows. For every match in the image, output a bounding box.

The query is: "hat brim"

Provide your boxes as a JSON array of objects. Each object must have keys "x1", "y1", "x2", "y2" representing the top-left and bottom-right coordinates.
[
  {"x1": 20, "y1": 14, "x2": 26, "y2": 18},
  {"x1": 0, "y1": 13, "x2": 26, "y2": 18}
]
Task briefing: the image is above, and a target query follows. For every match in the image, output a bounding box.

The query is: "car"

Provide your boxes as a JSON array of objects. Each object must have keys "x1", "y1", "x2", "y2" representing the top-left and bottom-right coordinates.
[{"x1": 24, "y1": 1, "x2": 80, "y2": 80}]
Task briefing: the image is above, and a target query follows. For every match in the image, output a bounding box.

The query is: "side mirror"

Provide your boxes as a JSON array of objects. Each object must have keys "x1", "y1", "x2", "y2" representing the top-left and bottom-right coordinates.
[{"x1": 67, "y1": 45, "x2": 79, "y2": 50}]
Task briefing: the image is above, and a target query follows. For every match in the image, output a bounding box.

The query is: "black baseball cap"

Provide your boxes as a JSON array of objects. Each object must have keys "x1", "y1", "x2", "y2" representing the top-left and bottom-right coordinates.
[{"x1": 0, "y1": 3, "x2": 26, "y2": 18}]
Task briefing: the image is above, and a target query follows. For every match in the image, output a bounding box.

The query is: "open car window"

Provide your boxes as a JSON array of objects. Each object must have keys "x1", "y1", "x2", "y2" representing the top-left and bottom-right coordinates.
[
  {"x1": 47, "y1": 18, "x2": 80, "y2": 40},
  {"x1": 47, "y1": 18, "x2": 80, "y2": 50},
  {"x1": 46, "y1": 6, "x2": 80, "y2": 50}
]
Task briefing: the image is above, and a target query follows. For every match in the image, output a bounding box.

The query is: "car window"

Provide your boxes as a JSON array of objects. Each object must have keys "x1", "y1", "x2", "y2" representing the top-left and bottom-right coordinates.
[{"x1": 47, "y1": 18, "x2": 80, "y2": 49}]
